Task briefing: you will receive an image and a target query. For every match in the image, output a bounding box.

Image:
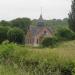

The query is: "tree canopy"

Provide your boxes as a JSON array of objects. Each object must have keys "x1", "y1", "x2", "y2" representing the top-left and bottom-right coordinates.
[
  {"x1": 0, "y1": 26, "x2": 9, "y2": 43},
  {"x1": 11, "y1": 18, "x2": 31, "y2": 34},
  {"x1": 7, "y1": 27, "x2": 25, "y2": 44},
  {"x1": 0, "y1": 20, "x2": 12, "y2": 27},
  {"x1": 69, "y1": 0, "x2": 75, "y2": 32}
]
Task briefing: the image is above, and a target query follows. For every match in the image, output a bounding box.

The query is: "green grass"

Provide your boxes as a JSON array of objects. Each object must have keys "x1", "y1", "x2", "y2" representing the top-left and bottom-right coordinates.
[{"x1": 0, "y1": 41, "x2": 75, "y2": 75}]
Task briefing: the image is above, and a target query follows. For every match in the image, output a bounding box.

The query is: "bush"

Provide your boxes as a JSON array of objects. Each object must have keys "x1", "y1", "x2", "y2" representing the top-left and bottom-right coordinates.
[
  {"x1": 41, "y1": 28, "x2": 75, "y2": 48},
  {"x1": 7, "y1": 27, "x2": 25, "y2": 44},
  {"x1": 56, "y1": 28, "x2": 75, "y2": 41},
  {"x1": 41, "y1": 37, "x2": 58, "y2": 47},
  {"x1": 0, "y1": 44, "x2": 14, "y2": 64},
  {"x1": 2, "y1": 40, "x2": 9, "y2": 45},
  {"x1": 60, "y1": 61, "x2": 75, "y2": 75},
  {"x1": 0, "y1": 26, "x2": 9, "y2": 43}
]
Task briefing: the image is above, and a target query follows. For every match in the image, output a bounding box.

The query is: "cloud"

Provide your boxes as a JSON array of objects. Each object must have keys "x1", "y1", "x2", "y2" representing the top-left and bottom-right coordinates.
[{"x1": 0, "y1": 0, "x2": 71, "y2": 20}]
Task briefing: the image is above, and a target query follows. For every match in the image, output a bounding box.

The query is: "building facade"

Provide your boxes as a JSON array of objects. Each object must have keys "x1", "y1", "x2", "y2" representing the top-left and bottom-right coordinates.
[{"x1": 25, "y1": 14, "x2": 53, "y2": 46}]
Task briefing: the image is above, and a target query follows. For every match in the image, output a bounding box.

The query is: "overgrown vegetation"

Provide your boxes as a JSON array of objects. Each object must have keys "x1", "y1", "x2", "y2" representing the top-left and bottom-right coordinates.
[
  {"x1": 0, "y1": 17, "x2": 69, "y2": 45},
  {"x1": 7, "y1": 27, "x2": 25, "y2": 44},
  {"x1": 32, "y1": 18, "x2": 69, "y2": 31},
  {"x1": 0, "y1": 26, "x2": 25, "y2": 44},
  {"x1": 41, "y1": 28, "x2": 75, "y2": 47},
  {"x1": 0, "y1": 0, "x2": 74, "y2": 74},
  {"x1": 42, "y1": 37, "x2": 58, "y2": 47},
  {"x1": 69, "y1": 0, "x2": 75, "y2": 32},
  {"x1": 0, "y1": 26, "x2": 9, "y2": 43},
  {"x1": 0, "y1": 18, "x2": 31, "y2": 44},
  {"x1": 0, "y1": 41, "x2": 75, "y2": 75}
]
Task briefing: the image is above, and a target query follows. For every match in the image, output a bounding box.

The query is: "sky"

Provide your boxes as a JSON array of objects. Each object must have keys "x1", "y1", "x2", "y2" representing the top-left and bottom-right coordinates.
[{"x1": 0, "y1": 0, "x2": 71, "y2": 20}]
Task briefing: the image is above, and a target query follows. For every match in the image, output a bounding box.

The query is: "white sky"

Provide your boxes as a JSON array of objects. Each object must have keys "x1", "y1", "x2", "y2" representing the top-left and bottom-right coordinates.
[{"x1": 0, "y1": 0, "x2": 71, "y2": 20}]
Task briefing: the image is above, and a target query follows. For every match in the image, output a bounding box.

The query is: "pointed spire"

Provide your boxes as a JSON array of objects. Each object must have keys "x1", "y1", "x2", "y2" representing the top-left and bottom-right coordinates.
[
  {"x1": 40, "y1": 7, "x2": 43, "y2": 19},
  {"x1": 39, "y1": 7, "x2": 43, "y2": 20},
  {"x1": 41, "y1": 7, "x2": 42, "y2": 16},
  {"x1": 39, "y1": 14, "x2": 43, "y2": 20},
  {"x1": 37, "y1": 8, "x2": 45, "y2": 27}
]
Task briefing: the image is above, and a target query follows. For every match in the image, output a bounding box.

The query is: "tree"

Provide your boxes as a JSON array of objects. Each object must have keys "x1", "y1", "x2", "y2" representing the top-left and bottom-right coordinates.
[
  {"x1": 42, "y1": 37, "x2": 58, "y2": 47},
  {"x1": 0, "y1": 20, "x2": 12, "y2": 27},
  {"x1": 56, "y1": 28, "x2": 75, "y2": 41},
  {"x1": 11, "y1": 18, "x2": 31, "y2": 34},
  {"x1": 69, "y1": 0, "x2": 75, "y2": 32},
  {"x1": 7, "y1": 27, "x2": 25, "y2": 44},
  {"x1": 0, "y1": 26, "x2": 9, "y2": 43}
]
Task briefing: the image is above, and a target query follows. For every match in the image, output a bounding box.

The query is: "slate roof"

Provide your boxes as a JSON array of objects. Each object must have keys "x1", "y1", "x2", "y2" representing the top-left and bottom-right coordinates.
[
  {"x1": 29, "y1": 14, "x2": 53, "y2": 36},
  {"x1": 30, "y1": 26, "x2": 41, "y2": 36},
  {"x1": 37, "y1": 14, "x2": 45, "y2": 27},
  {"x1": 29, "y1": 26, "x2": 53, "y2": 36}
]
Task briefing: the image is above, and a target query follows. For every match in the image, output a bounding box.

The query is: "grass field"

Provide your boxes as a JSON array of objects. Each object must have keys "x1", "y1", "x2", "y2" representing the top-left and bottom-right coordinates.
[{"x1": 0, "y1": 40, "x2": 75, "y2": 75}]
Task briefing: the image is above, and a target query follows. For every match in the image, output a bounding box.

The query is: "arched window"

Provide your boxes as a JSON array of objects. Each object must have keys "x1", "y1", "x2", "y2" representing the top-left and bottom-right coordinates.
[
  {"x1": 44, "y1": 31, "x2": 48, "y2": 35},
  {"x1": 37, "y1": 39, "x2": 39, "y2": 44}
]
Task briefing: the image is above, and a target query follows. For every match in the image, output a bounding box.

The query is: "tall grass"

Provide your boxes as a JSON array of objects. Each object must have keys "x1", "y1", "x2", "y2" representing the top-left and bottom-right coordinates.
[{"x1": 0, "y1": 41, "x2": 75, "y2": 75}]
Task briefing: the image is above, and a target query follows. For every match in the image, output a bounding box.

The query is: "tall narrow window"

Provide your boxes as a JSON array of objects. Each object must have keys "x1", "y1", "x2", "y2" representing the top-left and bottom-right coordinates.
[
  {"x1": 44, "y1": 31, "x2": 46, "y2": 34},
  {"x1": 37, "y1": 39, "x2": 39, "y2": 44},
  {"x1": 44, "y1": 31, "x2": 48, "y2": 35}
]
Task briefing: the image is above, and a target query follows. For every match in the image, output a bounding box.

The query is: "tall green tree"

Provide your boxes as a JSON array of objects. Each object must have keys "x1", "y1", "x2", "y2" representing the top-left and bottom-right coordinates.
[
  {"x1": 0, "y1": 20, "x2": 12, "y2": 27},
  {"x1": 7, "y1": 27, "x2": 25, "y2": 44},
  {"x1": 11, "y1": 18, "x2": 31, "y2": 34},
  {"x1": 69, "y1": 0, "x2": 75, "y2": 32},
  {"x1": 0, "y1": 26, "x2": 9, "y2": 43}
]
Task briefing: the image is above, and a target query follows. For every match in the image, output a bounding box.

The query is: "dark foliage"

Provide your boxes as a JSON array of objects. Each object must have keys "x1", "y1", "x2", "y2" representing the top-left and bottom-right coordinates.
[
  {"x1": 69, "y1": 0, "x2": 75, "y2": 32},
  {"x1": 56, "y1": 28, "x2": 75, "y2": 41},
  {"x1": 60, "y1": 62, "x2": 75, "y2": 75},
  {"x1": 11, "y1": 18, "x2": 31, "y2": 34},
  {"x1": 0, "y1": 20, "x2": 12, "y2": 27},
  {"x1": 7, "y1": 27, "x2": 25, "y2": 44},
  {"x1": 32, "y1": 18, "x2": 69, "y2": 32},
  {"x1": 42, "y1": 37, "x2": 58, "y2": 47},
  {"x1": 0, "y1": 26, "x2": 9, "y2": 43}
]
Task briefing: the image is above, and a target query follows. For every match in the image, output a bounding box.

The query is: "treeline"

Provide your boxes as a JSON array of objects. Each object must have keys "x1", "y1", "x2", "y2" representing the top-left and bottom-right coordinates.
[
  {"x1": 32, "y1": 18, "x2": 69, "y2": 31},
  {"x1": 0, "y1": 18, "x2": 31, "y2": 44},
  {"x1": 42, "y1": 0, "x2": 75, "y2": 48},
  {"x1": 0, "y1": 18, "x2": 31, "y2": 34},
  {"x1": 0, "y1": 17, "x2": 69, "y2": 44}
]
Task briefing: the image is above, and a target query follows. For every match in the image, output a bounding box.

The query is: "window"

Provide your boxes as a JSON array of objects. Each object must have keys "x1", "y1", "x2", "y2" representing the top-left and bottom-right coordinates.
[
  {"x1": 37, "y1": 39, "x2": 39, "y2": 44},
  {"x1": 44, "y1": 31, "x2": 46, "y2": 34},
  {"x1": 44, "y1": 31, "x2": 48, "y2": 35}
]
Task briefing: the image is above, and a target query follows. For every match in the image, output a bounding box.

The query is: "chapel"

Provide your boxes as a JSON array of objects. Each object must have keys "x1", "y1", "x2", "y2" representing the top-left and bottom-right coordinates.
[{"x1": 25, "y1": 14, "x2": 53, "y2": 46}]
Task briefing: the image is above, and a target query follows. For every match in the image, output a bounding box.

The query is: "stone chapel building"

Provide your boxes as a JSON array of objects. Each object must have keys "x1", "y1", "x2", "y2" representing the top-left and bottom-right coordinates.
[{"x1": 25, "y1": 14, "x2": 53, "y2": 46}]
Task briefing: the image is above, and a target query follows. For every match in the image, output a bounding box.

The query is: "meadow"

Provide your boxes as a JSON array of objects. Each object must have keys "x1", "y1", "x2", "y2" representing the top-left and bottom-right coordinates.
[{"x1": 0, "y1": 41, "x2": 75, "y2": 75}]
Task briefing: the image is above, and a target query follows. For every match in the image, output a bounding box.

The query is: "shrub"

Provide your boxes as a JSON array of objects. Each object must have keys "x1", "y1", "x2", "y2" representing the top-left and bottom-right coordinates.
[
  {"x1": 0, "y1": 26, "x2": 9, "y2": 43},
  {"x1": 60, "y1": 61, "x2": 75, "y2": 75},
  {"x1": 0, "y1": 44, "x2": 14, "y2": 64},
  {"x1": 41, "y1": 37, "x2": 58, "y2": 47},
  {"x1": 7, "y1": 27, "x2": 25, "y2": 44},
  {"x1": 2, "y1": 40, "x2": 9, "y2": 45},
  {"x1": 56, "y1": 28, "x2": 75, "y2": 41}
]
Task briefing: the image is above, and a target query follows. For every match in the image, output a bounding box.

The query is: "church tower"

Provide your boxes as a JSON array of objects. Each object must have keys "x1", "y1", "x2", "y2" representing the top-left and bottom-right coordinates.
[
  {"x1": 25, "y1": 8, "x2": 53, "y2": 46},
  {"x1": 37, "y1": 8, "x2": 45, "y2": 27},
  {"x1": 37, "y1": 14, "x2": 45, "y2": 27}
]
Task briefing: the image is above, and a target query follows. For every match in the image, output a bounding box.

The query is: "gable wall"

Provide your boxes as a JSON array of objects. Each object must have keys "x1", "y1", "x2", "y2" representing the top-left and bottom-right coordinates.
[
  {"x1": 25, "y1": 27, "x2": 53, "y2": 46},
  {"x1": 35, "y1": 27, "x2": 53, "y2": 44},
  {"x1": 25, "y1": 30, "x2": 34, "y2": 45},
  {"x1": 36, "y1": 27, "x2": 52, "y2": 38}
]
